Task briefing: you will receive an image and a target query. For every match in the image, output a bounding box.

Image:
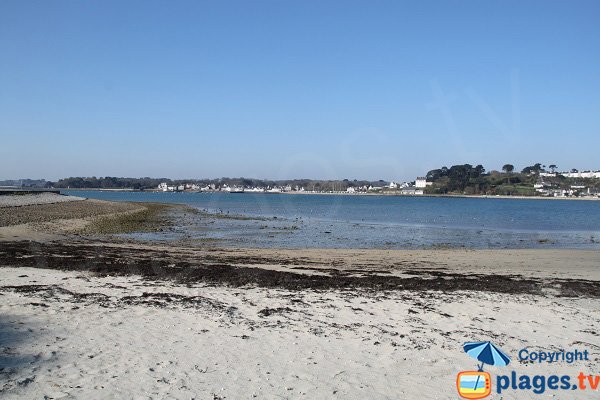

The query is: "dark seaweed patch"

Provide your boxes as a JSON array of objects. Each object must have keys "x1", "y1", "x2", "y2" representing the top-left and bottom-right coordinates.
[{"x1": 0, "y1": 241, "x2": 598, "y2": 297}]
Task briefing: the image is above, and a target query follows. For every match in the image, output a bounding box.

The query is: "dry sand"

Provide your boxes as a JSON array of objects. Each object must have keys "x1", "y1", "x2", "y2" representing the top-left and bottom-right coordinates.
[
  {"x1": 0, "y1": 199, "x2": 599, "y2": 399},
  {"x1": 1, "y1": 264, "x2": 598, "y2": 399}
]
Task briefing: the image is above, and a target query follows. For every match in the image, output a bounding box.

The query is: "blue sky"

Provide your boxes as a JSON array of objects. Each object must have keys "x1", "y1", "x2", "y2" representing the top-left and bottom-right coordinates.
[{"x1": 1, "y1": 0, "x2": 599, "y2": 181}]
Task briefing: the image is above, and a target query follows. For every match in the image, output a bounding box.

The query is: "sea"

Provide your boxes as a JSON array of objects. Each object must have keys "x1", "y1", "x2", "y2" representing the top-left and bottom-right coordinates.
[{"x1": 62, "y1": 190, "x2": 600, "y2": 249}]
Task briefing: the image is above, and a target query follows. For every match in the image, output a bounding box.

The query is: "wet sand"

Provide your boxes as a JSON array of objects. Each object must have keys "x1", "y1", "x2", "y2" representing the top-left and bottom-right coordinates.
[
  {"x1": 0, "y1": 192, "x2": 85, "y2": 208},
  {"x1": 0, "y1": 198, "x2": 142, "y2": 229},
  {"x1": 1, "y1": 240, "x2": 599, "y2": 296}
]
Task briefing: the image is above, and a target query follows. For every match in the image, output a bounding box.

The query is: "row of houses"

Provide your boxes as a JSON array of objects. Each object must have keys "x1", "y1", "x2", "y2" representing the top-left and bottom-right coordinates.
[
  {"x1": 535, "y1": 169, "x2": 599, "y2": 197},
  {"x1": 157, "y1": 182, "x2": 197, "y2": 192},
  {"x1": 343, "y1": 178, "x2": 430, "y2": 195},
  {"x1": 156, "y1": 177, "x2": 437, "y2": 195},
  {"x1": 540, "y1": 170, "x2": 600, "y2": 179},
  {"x1": 534, "y1": 181, "x2": 600, "y2": 198},
  {"x1": 157, "y1": 182, "x2": 305, "y2": 193}
]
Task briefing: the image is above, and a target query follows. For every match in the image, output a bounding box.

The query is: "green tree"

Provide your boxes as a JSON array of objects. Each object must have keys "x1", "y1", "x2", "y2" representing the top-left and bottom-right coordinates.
[
  {"x1": 502, "y1": 164, "x2": 514, "y2": 174},
  {"x1": 502, "y1": 164, "x2": 514, "y2": 184},
  {"x1": 521, "y1": 163, "x2": 543, "y2": 175}
]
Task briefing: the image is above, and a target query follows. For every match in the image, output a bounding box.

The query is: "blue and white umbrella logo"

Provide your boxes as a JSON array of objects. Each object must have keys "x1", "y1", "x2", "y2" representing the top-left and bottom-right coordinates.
[{"x1": 463, "y1": 341, "x2": 511, "y2": 371}]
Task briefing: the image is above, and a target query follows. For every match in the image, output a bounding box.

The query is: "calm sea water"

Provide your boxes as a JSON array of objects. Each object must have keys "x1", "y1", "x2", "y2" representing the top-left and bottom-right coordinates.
[{"x1": 62, "y1": 190, "x2": 600, "y2": 249}]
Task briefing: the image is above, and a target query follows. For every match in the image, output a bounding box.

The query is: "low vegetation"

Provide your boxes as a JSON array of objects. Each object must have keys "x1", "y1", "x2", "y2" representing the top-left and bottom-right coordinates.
[{"x1": 80, "y1": 203, "x2": 172, "y2": 235}]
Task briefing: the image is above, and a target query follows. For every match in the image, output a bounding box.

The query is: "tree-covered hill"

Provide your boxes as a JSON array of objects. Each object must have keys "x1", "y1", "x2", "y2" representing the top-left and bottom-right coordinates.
[{"x1": 425, "y1": 164, "x2": 599, "y2": 196}]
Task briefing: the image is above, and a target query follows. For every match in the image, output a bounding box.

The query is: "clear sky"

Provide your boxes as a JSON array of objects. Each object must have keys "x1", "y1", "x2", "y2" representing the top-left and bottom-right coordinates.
[{"x1": 1, "y1": 0, "x2": 599, "y2": 181}]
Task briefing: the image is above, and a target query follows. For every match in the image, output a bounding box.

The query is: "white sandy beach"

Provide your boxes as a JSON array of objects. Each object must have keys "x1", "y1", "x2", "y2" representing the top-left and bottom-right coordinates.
[{"x1": 1, "y1": 263, "x2": 599, "y2": 399}]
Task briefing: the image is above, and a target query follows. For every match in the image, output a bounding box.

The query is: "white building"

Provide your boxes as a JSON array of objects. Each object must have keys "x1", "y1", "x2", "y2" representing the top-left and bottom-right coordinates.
[
  {"x1": 560, "y1": 171, "x2": 600, "y2": 179},
  {"x1": 401, "y1": 187, "x2": 424, "y2": 195},
  {"x1": 157, "y1": 182, "x2": 176, "y2": 192},
  {"x1": 415, "y1": 177, "x2": 432, "y2": 188}
]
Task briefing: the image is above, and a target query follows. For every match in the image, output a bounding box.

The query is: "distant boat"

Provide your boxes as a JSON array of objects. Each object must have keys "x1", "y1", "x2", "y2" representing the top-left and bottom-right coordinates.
[{"x1": 230, "y1": 187, "x2": 245, "y2": 193}]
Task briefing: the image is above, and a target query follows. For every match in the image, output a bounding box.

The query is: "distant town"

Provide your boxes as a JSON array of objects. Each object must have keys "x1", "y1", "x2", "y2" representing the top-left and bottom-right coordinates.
[
  {"x1": 2, "y1": 164, "x2": 599, "y2": 198},
  {"x1": 154, "y1": 180, "x2": 426, "y2": 195},
  {"x1": 154, "y1": 166, "x2": 600, "y2": 198}
]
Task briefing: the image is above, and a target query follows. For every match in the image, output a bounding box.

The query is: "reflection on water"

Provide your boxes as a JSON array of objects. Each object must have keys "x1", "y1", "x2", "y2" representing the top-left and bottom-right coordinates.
[{"x1": 62, "y1": 191, "x2": 600, "y2": 249}]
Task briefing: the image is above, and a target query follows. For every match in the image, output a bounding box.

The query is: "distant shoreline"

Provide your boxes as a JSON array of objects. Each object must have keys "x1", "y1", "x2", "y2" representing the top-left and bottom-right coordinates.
[
  {"x1": 60, "y1": 188, "x2": 600, "y2": 201},
  {"x1": 283, "y1": 192, "x2": 600, "y2": 201},
  {"x1": 60, "y1": 188, "x2": 140, "y2": 192}
]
